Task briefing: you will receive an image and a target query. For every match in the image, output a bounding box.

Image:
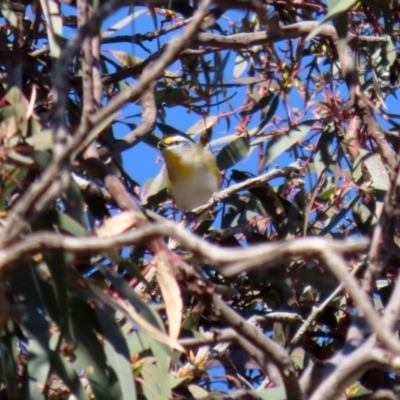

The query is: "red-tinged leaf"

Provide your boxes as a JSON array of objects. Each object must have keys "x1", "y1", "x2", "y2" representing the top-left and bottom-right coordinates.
[{"x1": 155, "y1": 253, "x2": 182, "y2": 341}]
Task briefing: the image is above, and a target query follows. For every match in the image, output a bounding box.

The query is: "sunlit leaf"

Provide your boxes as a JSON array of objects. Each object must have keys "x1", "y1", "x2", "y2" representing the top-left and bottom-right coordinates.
[
  {"x1": 306, "y1": 0, "x2": 357, "y2": 42},
  {"x1": 257, "y1": 386, "x2": 287, "y2": 400},
  {"x1": 233, "y1": 53, "x2": 249, "y2": 78},
  {"x1": 154, "y1": 253, "x2": 182, "y2": 341},
  {"x1": 186, "y1": 115, "x2": 218, "y2": 136},
  {"x1": 39, "y1": 0, "x2": 62, "y2": 58},
  {"x1": 188, "y1": 384, "x2": 209, "y2": 398}
]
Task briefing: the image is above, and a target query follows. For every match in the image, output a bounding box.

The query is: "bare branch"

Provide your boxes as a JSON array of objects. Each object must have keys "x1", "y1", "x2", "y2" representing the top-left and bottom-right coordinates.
[
  {"x1": 0, "y1": 221, "x2": 367, "y2": 273},
  {"x1": 308, "y1": 339, "x2": 376, "y2": 400},
  {"x1": 364, "y1": 160, "x2": 400, "y2": 293}
]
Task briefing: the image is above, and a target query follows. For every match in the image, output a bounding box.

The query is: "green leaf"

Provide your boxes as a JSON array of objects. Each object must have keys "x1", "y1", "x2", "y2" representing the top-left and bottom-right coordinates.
[
  {"x1": 317, "y1": 185, "x2": 335, "y2": 202},
  {"x1": 216, "y1": 136, "x2": 250, "y2": 170},
  {"x1": 0, "y1": 4, "x2": 18, "y2": 26},
  {"x1": 188, "y1": 384, "x2": 209, "y2": 398},
  {"x1": 142, "y1": 168, "x2": 167, "y2": 206},
  {"x1": 101, "y1": 269, "x2": 166, "y2": 334},
  {"x1": 103, "y1": 8, "x2": 148, "y2": 38},
  {"x1": 39, "y1": 0, "x2": 62, "y2": 58},
  {"x1": 26, "y1": 130, "x2": 54, "y2": 151},
  {"x1": 125, "y1": 330, "x2": 152, "y2": 355},
  {"x1": 64, "y1": 179, "x2": 87, "y2": 229},
  {"x1": 210, "y1": 134, "x2": 238, "y2": 146},
  {"x1": 364, "y1": 153, "x2": 390, "y2": 191},
  {"x1": 352, "y1": 150, "x2": 390, "y2": 191},
  {"x1": 58, "y1": 212, "x2": 88, "y2": 237},
  {"x1": 156, "y1": 123, "x2": 185, "y2": 136},
  {"x1": 96, "y1": 305, "x2": 137, "y2": 400},
  {"x1": 262, "y1": 94, "x2": 279, "y2": 125},
  {"x1": 0, "y1": 323, "x2": 21, "y2": 400},
  {"x1": 186, "y1": 115, "x2": 218, "y2": 136},
  {"x1": 50, "y1": 350, "x2": 90, "y2": 400},
  {"x1": 291, "y1": 347, "x2": 310, "y2": 371},
  {"x1": 213, "y1": 50, "x2": 230, "y2": 86},
  {"x1": 16, "y1": 302, "x2": 51, "y2": 400},
  {"x1": 70, "y1": 296, "x2": 116, "y2": 400},
  {"x1": 142, "y1": 362, "x2": 169, "y2": 400},
  {"x1": 305, "y1": 0, "x2": 357, "y2": 43},
  {"x1": 352, "y1": 202, "x2": 375, "y2": 235},
  {"x1": 155, "y1": 88, "x2": 189, "y2": 106},
  {"x1": 256, "y1": 387, "x2": 287, "y2": 400},
  {"x1": 233, "y1": 53, "x2": 249, "y2": 78},
  {"x1": 234, "y1": 77, "x2": 270, "y2": 85},
  {"x1": 74, "y1": 111, "x2": 118, "y2": 158},
  {"x1": 43, "y1": 251, "x2": 73, "y2": 339},
  {"x1": 385, "y1": 37, "x2": 397, "y2": 69},
  {"x1": 260, "y1": 120, "x2": 314, "y2": 170},
  {"x1": 332, "y1": 11, "x2": 348, "y2": 51},
  {"x1": 8, "y1": 263, "x2": 61, "y2": 325},
  {"x1": 1, "y1": 92, "x2": 28, "y2": 137},
  {"x1": 313, "y1": 125, "x2": 335, "y2": 176},
  {"x1": 320, "y1": 195, "x2": 359, "y2": 236}
]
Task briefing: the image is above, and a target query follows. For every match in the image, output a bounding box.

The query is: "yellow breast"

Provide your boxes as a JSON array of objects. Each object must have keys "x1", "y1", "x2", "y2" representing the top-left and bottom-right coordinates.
[{"x1": 161, "y1": 147, "x2": 220, "y2": 211}]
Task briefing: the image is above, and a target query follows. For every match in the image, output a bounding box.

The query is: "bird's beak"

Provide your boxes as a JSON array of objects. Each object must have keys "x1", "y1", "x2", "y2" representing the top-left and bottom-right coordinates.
[{"x1": 157, "y1": 140, "x2": 166, "y2": 150}]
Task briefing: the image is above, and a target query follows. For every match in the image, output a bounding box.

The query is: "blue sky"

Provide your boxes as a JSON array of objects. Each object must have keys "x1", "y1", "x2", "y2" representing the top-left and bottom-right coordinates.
[
  {"x1": 18, "y1": 2, "x2": 398, "y2": 235},
  {"x1": 100, "y1": 6, "x2": 287, "y2": 193}
]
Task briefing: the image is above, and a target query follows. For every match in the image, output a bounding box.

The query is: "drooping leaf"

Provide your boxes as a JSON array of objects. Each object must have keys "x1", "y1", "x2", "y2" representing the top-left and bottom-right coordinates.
[
  {"x1": 187, "y1": 384, "x2": 209, "y2": 398},
  {"x1": 95, "y1": 304, "x2": 136, "y2": 400},
  {"x1": 257, "y1": 386, "x2": 288, "y2": 400},
  {"x1": 39, "y1": 0, "x2": 62, "y2": 58},
  {"x1": 16, "y1": 302, "x2": 51, "y2": 400},
  {"x1": 260, "y1": 120, "x2": 314, "y2": 170},
  {"x1": 64, "y1": 179, "x2": 87, "y2": 229},
  {"x1": 69, "y1": 295, "x2": 116, "y2": 400},
  {"x1": 43, "y1": 251, "x2": 73, "y2": 339},
  {"x1": 0, "y1": 4, "x2": 18, "y2": 27},
  {"x1": 50, "y1": 350, "x2": 91, "y2": 400},
  {"x1": 216, "y1": 136, "x2": 250, "y2": 170},
  {"x1": 233, "y1": 53, "x2": 249, "y2": 78},
  {"x1": 186, "y1": 115, "x2": 218, "y2": 136},
  {"x1": 154, "y1": 253, "x2": 182, "y2": 341},
  {"x1": 141, "y1": 361, "x2": 171, "y2": 400},
  {"x1": 93, "y1": 269, "x2": 181, "y2": 352},
  {"x1": 0, "y1": 323, "x2": 21, "y2": 400},
  {"x1": 305, "y1": 0, "x2": 357, "y2": 43}
]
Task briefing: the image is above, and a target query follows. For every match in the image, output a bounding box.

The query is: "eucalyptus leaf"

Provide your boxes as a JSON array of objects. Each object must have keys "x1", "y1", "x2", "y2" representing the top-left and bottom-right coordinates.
[
  {"x1": 216, "y1": 136, "x2": 250, "y2": 170},
  {"x1": 261, "y1": 120, "x2": 314, "y2": 170},
  {"x1": 306, "y1": 0, "x2": 357, "y2": 42},
  {"x1": 96, "y1": 305, "x2": 136, "y2": 400}
]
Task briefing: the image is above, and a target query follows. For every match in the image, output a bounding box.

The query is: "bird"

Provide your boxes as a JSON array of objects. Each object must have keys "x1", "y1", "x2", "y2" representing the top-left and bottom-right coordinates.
[{"x1": 157, "y1": 134, "x2": 221, "y2": 218}]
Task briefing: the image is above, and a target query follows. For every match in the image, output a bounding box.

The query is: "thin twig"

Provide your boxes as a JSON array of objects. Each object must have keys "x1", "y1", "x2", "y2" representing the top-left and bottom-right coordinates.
[
  {"x1": 80, "y1": 0, "x2": 213, "y2": 151},
  {"x1": 290, "y1": 262, "x2": 366, "y2": 346},
  {"x1": 0, "y1": 0, "x2": 128, "y2": 245},
  {"x1": 98, "y1": 65, "x2": 157, "y2": 156}
]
